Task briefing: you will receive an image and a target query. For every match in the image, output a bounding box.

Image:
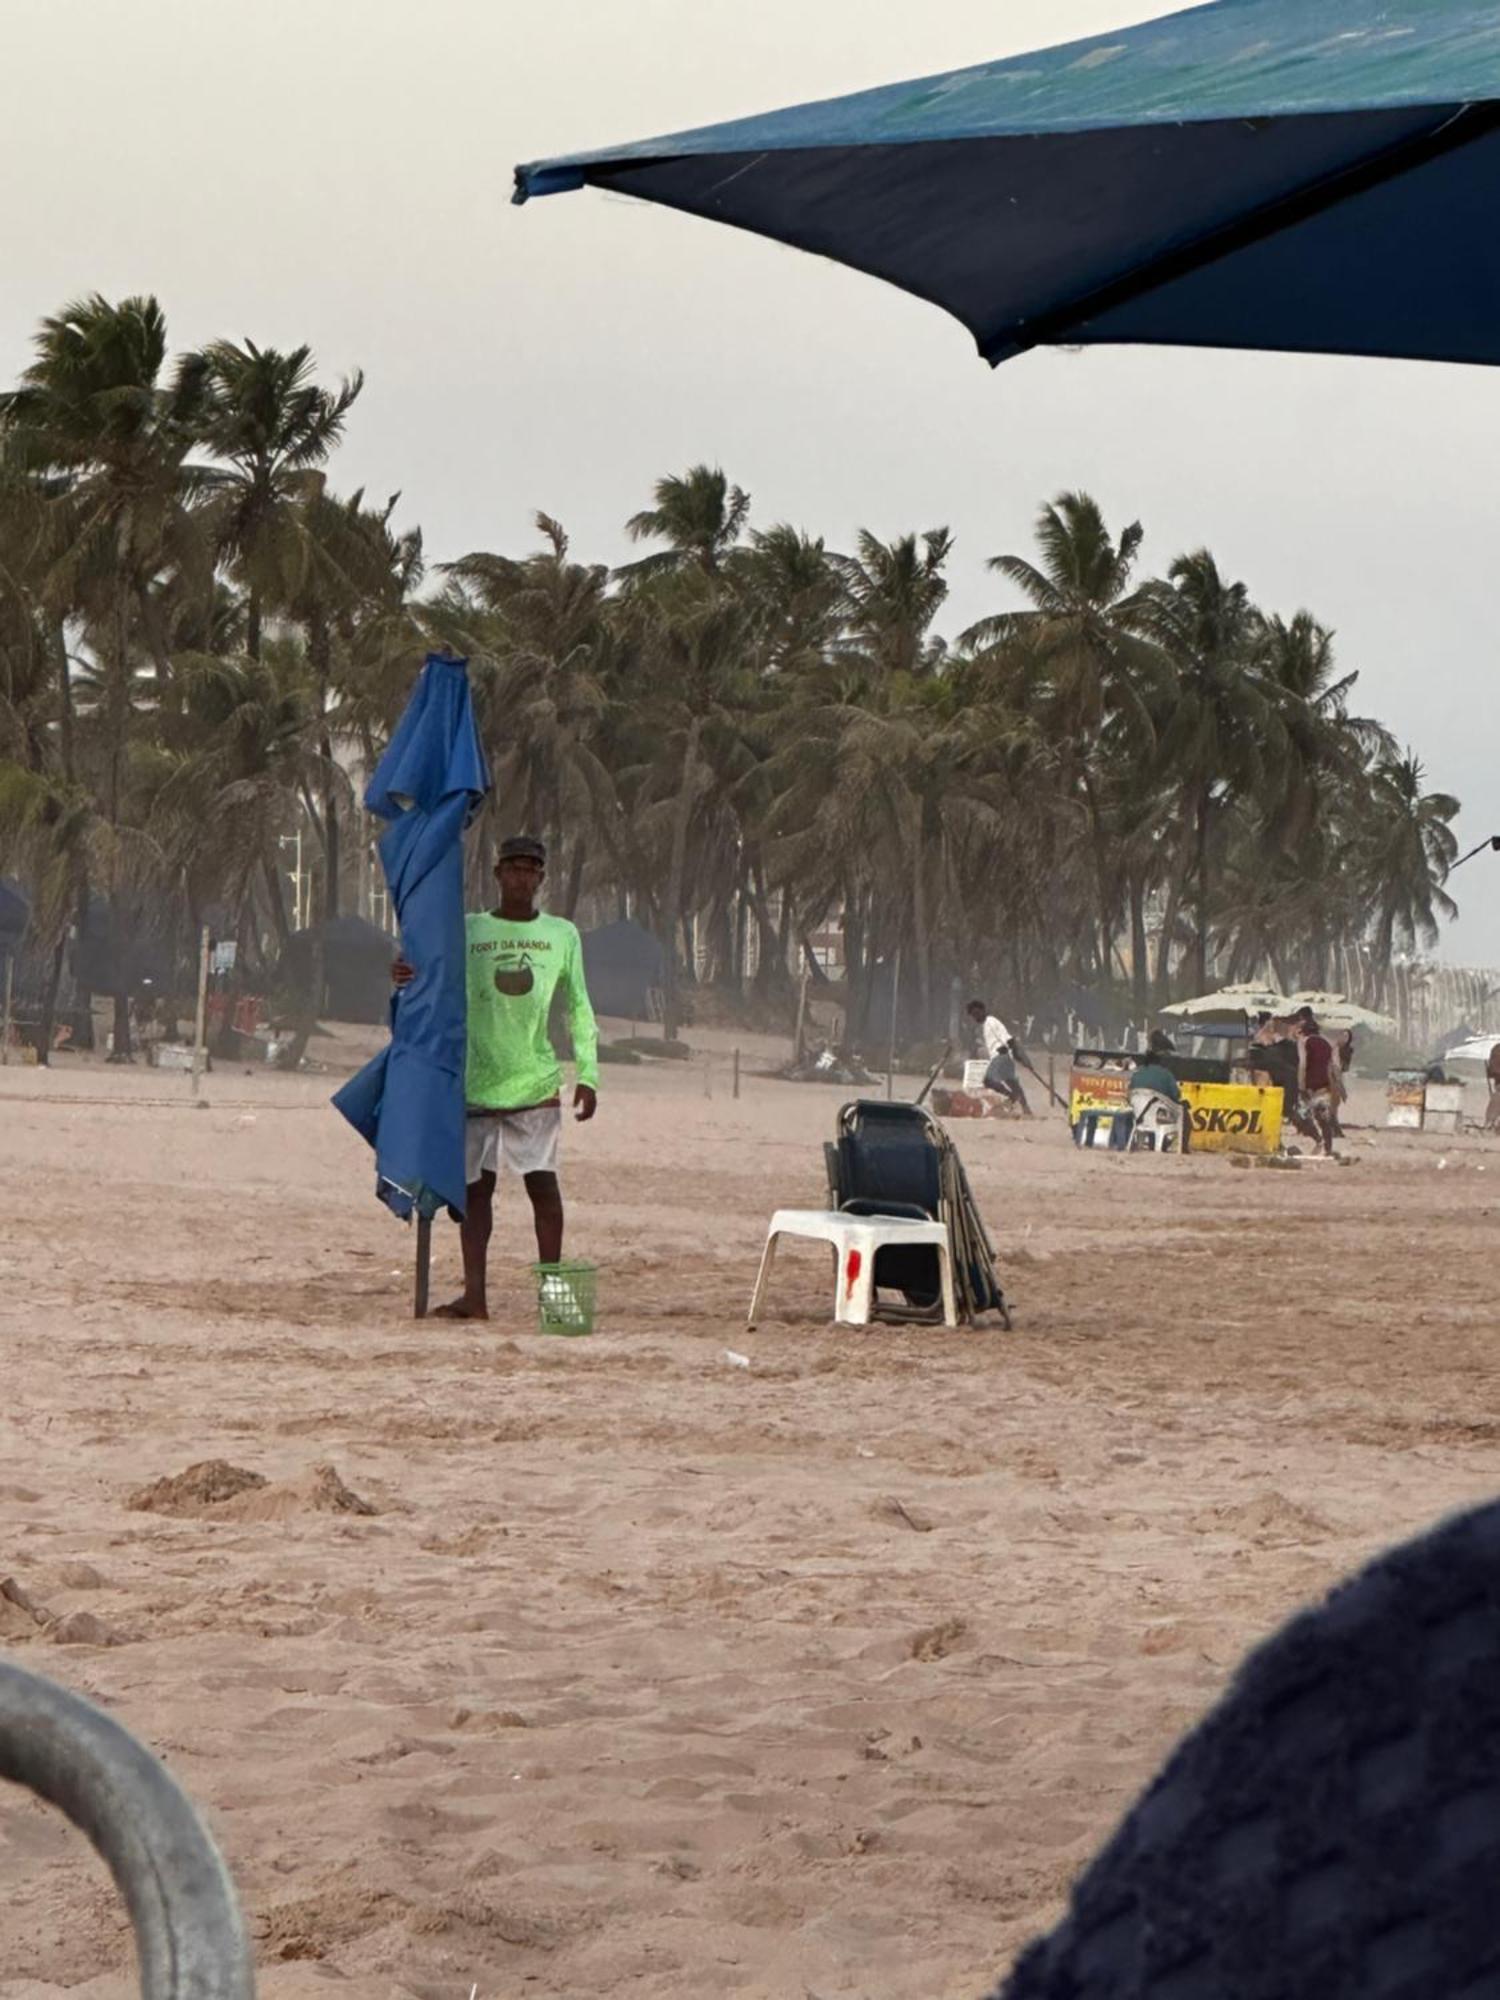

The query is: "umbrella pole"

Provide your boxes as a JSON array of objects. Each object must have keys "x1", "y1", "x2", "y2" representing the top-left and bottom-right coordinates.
[{"x1": 414, "y1": 1214, "x2": 432, "y2": 1319}]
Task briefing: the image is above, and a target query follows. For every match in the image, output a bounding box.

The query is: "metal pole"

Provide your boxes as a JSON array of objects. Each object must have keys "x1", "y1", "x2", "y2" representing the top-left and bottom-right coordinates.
[
  {"x1": 414, "y1": 1214, "x2": 432, "y2": 1319},
  {"x1": 190, "y1": 926, "x2": 210, "y2": 1101},
  {"x1": 916, "y1": 1039, "x2": 951, "y2": 1108},
  {"x1": 887, "y1": 949, "x2": 902, "y2": 1101},
  {"x1": 0, "y1": 952, "x2": 12, "y2": 1066},
  {"x1": 793, "y1": 966, "x2": 810, "y2": 1063}
]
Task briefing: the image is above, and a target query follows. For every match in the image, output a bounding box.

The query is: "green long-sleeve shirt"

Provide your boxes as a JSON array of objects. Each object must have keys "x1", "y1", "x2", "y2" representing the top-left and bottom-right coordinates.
[{"x1": 464, "y1": 911, "x2": 599, "y2": 1110}]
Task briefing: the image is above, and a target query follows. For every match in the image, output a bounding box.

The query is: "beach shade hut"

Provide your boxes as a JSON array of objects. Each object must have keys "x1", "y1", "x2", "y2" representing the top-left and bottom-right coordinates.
[
  {"x1": 580, "y1": 917, "x2": 667, "y2": 1020},
  {"x1": 0, "y1": 879, "x2": 26, "y2": 987},
  {"x1": 0, "y1": 879, "x2": 27, "y2": 948},
  {"x1": 514, "y1": 0, "x2": 1500, "y2": 375},
  {"x1": 278, "y1": 914, "x2": 400, "y2": 1025},
  {"x1": 333, "y1": 654, "x2": 490, "y2": 1312}
]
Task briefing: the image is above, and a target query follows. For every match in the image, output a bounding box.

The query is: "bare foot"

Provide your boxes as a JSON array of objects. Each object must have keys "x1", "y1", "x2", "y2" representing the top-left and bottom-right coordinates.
[{"x1": 431, "y1": 1297, "x2": 489, "y2": 1321}]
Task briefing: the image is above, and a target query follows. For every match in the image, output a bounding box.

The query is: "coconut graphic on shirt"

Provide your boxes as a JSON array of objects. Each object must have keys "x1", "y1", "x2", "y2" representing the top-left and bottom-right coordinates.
[{"x1": 494, "y1": 950, "x2": 535, "y2": 997}]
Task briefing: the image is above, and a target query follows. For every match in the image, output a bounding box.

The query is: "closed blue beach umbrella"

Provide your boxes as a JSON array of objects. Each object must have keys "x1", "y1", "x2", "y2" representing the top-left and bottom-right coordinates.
[{"x1": 333, "y1": 653, "x2": 490, "y2": 1231}]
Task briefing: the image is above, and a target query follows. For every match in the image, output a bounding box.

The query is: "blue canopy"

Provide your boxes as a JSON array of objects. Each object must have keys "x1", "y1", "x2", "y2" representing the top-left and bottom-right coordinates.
[
  {"x1": 332, "y1": 655, "x2": 490, "y2": 1221},
  {"x1": 515, "y1": 0, "x2": 1500, "y2": 367}
]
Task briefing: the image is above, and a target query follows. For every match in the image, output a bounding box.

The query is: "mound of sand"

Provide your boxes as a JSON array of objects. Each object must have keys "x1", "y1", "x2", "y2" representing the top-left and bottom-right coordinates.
[
  {"x1": 128, "y1": 1459, "x2": 268, "y2": 1515},
  {"x1": 125, "y1": 1459, "x2": 375, "y2": 1522},
  {"x1": 1191, "y1": 1490, "x2": 1335, "y2": 1543},
  {"x1": 217, "y1": 1463, "x2": 376, "y2": 1522}
]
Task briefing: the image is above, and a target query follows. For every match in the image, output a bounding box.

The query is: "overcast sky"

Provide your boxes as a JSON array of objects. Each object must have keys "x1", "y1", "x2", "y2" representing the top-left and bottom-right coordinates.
[{"x1": 6, "y1": 1, "x2": 1497, "y2": 961}]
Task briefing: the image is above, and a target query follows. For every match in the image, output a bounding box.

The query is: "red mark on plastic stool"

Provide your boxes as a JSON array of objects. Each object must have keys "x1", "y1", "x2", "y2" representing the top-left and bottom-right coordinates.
[{"x1": 845, "y1": 1248, "x2": 862, "y2": 1298}]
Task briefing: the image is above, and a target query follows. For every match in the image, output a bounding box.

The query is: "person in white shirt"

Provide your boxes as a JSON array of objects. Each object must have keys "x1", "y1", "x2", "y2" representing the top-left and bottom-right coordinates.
[{"x1": 966, "y1": 998, "x2": 1032, "y2": 1116}]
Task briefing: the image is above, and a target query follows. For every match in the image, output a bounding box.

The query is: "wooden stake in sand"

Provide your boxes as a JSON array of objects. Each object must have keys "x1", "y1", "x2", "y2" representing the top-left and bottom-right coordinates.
[
  {"x1": 733, "y1": 1046, "x2": 741, "y2": 1100},
  {"x1": 190, "y1": 926, "x2": 210, "y2": 1103},
  {"x1": 793, "y1": 967, "x2": 810, "y2": 1064},
  {"x1": 0, "y1": 952, "x2": 12, "y2": 1067}
]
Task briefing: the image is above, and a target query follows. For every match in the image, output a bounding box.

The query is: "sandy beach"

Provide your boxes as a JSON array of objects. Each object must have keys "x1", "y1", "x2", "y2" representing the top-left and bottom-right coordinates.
[{"x1": 2, "y1": 1037, "x2": 1499, "y2": 1999}]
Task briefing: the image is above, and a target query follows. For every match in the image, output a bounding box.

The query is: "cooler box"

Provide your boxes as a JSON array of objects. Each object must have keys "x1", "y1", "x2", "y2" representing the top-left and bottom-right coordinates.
[
  {"x1": 1181, "y1": 1080, "x2": 1283, "y2": 1155},
  {"x1": 1423, "y1": 1081, "x2": 1465, "y2": 1135}
]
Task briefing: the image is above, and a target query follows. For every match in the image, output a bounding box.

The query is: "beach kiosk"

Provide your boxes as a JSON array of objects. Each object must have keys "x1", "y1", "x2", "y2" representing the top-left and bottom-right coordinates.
[{"x1": 1069, "y1": 1042, "x2": 1283, "y2": 1156}]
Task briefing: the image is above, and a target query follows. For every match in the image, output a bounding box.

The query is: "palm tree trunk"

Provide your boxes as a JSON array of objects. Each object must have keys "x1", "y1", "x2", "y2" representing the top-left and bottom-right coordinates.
[
  {"x1": 106, "y1": 593, "x2": 134, "y2": 1063},
  {"x1": 310, "y1": 610, "x2": 339, "y2": 930},
  {"x1": 262, "y1": 852, "x2": 293, "y2": 954},
  {"x1": 661, "y1": 720, "x2": 701, "y2": 1039},
  {"x1": 1154, "y1": 849, "x2": 1186, "y2": 1005},
  {"x1": 1193, "y1": 778, "x2": 1212, "y2": 995},
  {"x1": 745, "y1": 869, "x2": 784, "y2": 995},
  {"x1": 561, "y1": 847, "x2": 585, "y2": 920},
  {"x1": 35, "y1": 932, "x2": 67, "y2": 1069},
  {"x1": 1128, "y1": 872, "x2": 1150, "y2": 1015},
  {"x1": 910, "y1": 835, "x2": 932, "y2": 1038},
  {"x1": 52, "y1": 627, "x2": 75, "y2": 785},
  {"x1": 843, "y1": 893, "x2": 866, "y2": 1053}
]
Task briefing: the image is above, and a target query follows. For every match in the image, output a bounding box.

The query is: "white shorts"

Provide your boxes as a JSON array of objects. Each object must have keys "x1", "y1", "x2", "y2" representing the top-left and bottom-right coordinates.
[{"x1": 465, "y1": 1105, "x2": 561, "y2": 1183}]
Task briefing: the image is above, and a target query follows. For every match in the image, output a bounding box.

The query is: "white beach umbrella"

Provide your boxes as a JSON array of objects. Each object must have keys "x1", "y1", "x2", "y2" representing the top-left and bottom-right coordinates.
[{"x1": 1160, "y1": 986, "x2": 1287, "y2": 1020}]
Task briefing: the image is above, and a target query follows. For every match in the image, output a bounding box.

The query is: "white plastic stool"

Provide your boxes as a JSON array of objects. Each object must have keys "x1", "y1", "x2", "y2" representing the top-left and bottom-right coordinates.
[
  {"x1": 1129, "y1": 1089, "x2": 1188, "y2": 1154},
  {"x1": 747, "y1": 1209, "x2": 957, "y2": 1329}
]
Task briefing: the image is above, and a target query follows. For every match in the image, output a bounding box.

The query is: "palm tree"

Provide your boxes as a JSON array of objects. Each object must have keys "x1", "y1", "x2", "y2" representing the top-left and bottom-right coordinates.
[
  {"x1": 732, "y1": 522, "x2": 848, "y2": 679},
  {"x1": 1359, "y1": 752, "x2": 1460, "y2": 982},
  {"x1": 0, "y1": 294, "x2": 214, "y2": 1056},
  {"x1": 1138, "y1": 550, "x2": 1275, "y2": 998},
  {"x1": 0, "y1": 760, "x2": 94, "y2": 1062},
  {"x1": 620, "y1": 581, "x2": 757, "y2": 1035},
  {"x1": 619, "y1": 465, "x2": 750, "y2": 581},
  {"x1": 196, "y1": 339, "x2": 363, "y2": 659},
  {"x1": 836, "y1": 529, "x2": 952, "y2": 680},
  {"x1": 281, "y1": 480, "x2": 421, "y2": 928},
  {"x1": 963, "y1": 493, "x2": 1161, "y2": 983},
  {"x1": 143, "y1": 645, "x2": 326, "y2": 958},
  {"x1": 441, "y1": 514, "x2": 618, "y2": 914}
]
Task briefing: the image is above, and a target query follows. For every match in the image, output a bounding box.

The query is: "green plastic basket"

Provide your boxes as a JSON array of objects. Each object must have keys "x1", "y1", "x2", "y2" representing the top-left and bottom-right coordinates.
[{"x1": 533, "y1": 1261, "x2": 598, "y2": 1337}]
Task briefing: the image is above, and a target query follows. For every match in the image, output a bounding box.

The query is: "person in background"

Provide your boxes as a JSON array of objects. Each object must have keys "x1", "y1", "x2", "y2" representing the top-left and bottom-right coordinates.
[
  {"x1": 1485, "y1": 1040, "x2": 1500, "y2": 1132},
  {"x1": 1147, "y1": 1028, "x2": 1177, "y2": 1059},
  {"x1": 1131, "y1": 1050, "x2": 1182, "y2": 1103},
  {"x1": 1295, "y1": 1010, "x2": 1339, "y2": 1156},
  {"x1": 1250, "y1": 1012, "x2": 1303, "y2": 1136},
  {"x1": 967, "y1": 998, "x2": 1033, "y2": 1116}
]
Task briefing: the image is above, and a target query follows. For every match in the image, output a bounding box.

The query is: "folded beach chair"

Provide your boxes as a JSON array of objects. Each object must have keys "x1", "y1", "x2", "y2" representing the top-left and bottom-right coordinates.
[
  {"x1": 990, "y1": 1496, "x2": 1500, "y2": 1999},
  {"x1": 826, "y1": 1099, "x2": 1010, "y2": 1329}
]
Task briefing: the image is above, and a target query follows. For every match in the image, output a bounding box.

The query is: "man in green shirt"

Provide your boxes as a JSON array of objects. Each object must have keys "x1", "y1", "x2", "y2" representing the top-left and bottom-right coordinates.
[
  {"x1": 394, "y1": 834, "x2": 599, "y2": 1319},
  {"x1": 1131, "y1": 1055, "x2": 1182, "y2": 1102}
]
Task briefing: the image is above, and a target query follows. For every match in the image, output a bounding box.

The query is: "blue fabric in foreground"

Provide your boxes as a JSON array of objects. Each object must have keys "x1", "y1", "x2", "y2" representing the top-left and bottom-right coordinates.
[
  {"x1": 514, "y1": 0, "x2": 1500, "y2": 369},
  {"x1": 332, "y1": 655, "x2": 490, "y2": 1222},
  {"x1": 517, "y1": 0, "x2": 1500, "y2": 174}
]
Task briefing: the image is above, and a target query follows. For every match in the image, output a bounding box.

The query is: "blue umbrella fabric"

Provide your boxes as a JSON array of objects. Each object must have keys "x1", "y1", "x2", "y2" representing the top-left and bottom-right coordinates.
[
  {"x1": 332, "y1": 654, "x2": 490, "y2": 1221},
  {"x1": 515, "y1": 0, "x2": 1500, "y2": 369}
]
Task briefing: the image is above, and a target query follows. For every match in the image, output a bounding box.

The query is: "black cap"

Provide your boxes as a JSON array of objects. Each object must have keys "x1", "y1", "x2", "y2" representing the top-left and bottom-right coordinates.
[{"x1": 498, "y1": 835, "x2": 547, "y2": 865}]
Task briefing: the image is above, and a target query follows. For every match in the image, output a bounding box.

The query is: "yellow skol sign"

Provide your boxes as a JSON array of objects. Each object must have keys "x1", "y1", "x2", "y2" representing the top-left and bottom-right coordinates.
[{"x1": 1181, "y1": 1080, "x2": 1283, "y2": 1155}]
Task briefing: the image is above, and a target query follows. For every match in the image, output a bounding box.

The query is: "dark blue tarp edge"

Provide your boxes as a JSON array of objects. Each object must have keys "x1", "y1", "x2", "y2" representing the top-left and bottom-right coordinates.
[{"x1": 514, "y1": 0, "x2": 1500, "y2": 201}]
